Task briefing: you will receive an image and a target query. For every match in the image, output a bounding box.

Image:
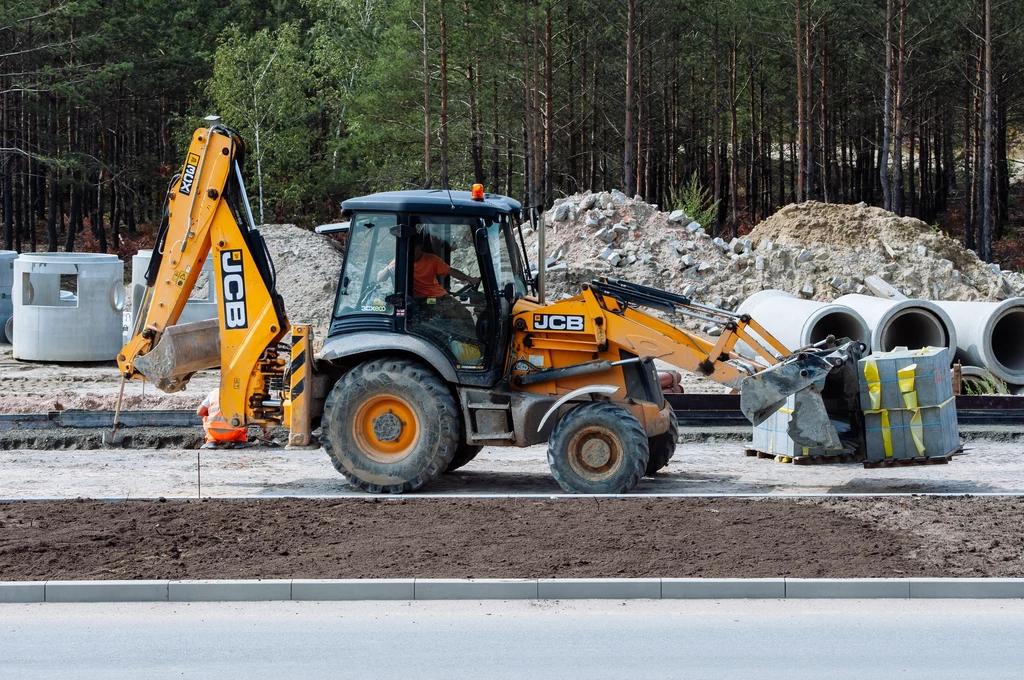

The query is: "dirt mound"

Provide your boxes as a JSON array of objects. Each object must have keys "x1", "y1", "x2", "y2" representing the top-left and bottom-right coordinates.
[
  {"x1": 529, "y1": 193, "x2": 1024, "y2": 313},
  {"x1": 748, "y1": 201, "x2": 926, "y2": 249},
  {"x1": 260, "y1": 224, "x2": 344, "y2": 334}
]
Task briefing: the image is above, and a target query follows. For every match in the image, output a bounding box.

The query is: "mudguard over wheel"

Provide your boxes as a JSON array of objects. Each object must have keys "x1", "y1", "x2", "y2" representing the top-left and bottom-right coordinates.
[
  {"x1": 444, "y1": 443, "x2": 482, "y2": 473},
  {"x1": 321, "y1": 358, "x2": 459, "y2": 493},
  {"x1": 645, "y1": 409, "x2": 678, "y2": 475},
  {"x1": 546, "y1": 402, "x2": 649, "y2": 494}
]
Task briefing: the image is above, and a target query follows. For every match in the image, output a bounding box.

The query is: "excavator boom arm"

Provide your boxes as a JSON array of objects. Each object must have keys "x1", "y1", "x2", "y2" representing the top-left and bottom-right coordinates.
[{"x1": 117, "y1": 123, "x2": 293, "y2": 430}]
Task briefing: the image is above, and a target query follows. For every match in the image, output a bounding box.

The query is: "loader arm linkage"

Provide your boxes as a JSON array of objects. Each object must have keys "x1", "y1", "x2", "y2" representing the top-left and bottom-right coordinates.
[
  {"x1": 116, "y1": 122, "x2": 313, "y2": 445},
  {"x1": 512, "y1": 277, "x2": 863, "y2": 450}
]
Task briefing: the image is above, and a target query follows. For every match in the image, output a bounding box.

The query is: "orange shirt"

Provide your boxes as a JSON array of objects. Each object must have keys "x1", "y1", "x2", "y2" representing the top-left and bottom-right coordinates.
[{"x1": 412, "y1": 253, "x2": 450, "y2": 298}]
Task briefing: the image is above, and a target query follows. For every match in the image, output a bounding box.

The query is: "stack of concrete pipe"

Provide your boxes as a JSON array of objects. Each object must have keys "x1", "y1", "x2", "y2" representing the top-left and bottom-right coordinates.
[
  {"x1": 738, "y1": 288, "x2": 1024, "y2": 394},
  {"x1": 736, "y1": 290, "x2": 871, "y2": 358}
]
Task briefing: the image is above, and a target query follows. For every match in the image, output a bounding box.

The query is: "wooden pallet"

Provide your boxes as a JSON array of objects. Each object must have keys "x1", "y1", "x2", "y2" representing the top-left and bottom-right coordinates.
[
  {"x1": 862, "y1": 453, "x2": 954, "y2": 469},
  {"x1": 744, "y1": 448, "x2": 861, "y2": 465}
]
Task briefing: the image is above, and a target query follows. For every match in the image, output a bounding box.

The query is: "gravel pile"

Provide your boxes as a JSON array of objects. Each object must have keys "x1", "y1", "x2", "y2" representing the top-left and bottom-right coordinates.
[{"x1": 529, "y1": 193, "x2": 1024, "y2": 316}]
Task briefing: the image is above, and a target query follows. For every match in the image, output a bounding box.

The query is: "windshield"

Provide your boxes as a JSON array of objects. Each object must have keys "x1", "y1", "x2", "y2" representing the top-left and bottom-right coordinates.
[
  {"x1": 334, "y1": 212, "x2": 398, "y2": 317},
  {"x1": 487, "y1": 215, "x2": 529, "y2": 299}
]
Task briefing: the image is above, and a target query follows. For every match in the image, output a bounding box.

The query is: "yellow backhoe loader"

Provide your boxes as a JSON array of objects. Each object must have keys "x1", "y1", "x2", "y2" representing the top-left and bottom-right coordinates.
[{"x1": 117, "y1": 119, "x2": 866, "y2": 494}]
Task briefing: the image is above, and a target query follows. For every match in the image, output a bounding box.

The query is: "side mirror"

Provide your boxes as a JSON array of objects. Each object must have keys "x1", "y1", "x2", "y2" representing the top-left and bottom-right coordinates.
[{"x1": 503, "y1": 281, "x2": 515, "y2": 302}]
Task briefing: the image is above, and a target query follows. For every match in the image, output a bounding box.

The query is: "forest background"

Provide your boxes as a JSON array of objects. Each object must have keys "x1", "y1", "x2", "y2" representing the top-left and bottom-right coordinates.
[{"x1": 2, "y1": 0, "x2": 1023, "y2": 266}]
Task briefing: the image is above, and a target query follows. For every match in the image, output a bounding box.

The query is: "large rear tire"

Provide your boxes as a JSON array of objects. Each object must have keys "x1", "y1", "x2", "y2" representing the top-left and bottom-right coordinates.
[
  {"x1": 322, "y1": 358, "x2": 458, "y2": 493},
  {"x1": 444, "y1": 443, "x2": 482, "y2": 473},
  {"x1": 646, "y1": 409, "x2": 678, "y2": 475},
  {"x1": 547, "y1": 402, "x2": 648, "y2": 494}
]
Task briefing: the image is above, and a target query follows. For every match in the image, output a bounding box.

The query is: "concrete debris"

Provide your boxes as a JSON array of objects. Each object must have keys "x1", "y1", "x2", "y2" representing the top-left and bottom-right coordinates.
[
  {"x1": 668, "y1": 209, "x2": 688, "y2": 223},
  {"x1": 522, "y1": 194, "x2": 1024, "y2": 336},
  {"x1": 679, "y1": 254, "x2": 695, "y2": 268}
]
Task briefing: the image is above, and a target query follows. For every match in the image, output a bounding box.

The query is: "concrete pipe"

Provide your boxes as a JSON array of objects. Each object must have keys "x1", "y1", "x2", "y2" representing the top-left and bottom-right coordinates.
[
  {"x1": 130, "y1": 249, "x2": 217, "y2": 331},
  {"x1": 736, "y1": 290, "x2": 871, "y2": 356},
  {"x1": 0, "y1": 250, "x2": 15, "y2": 342},
  {"x1": 833, "y1": 294, "x2": 957, "y2": 356},
  {"x1": 935, "y1": 298, "x2": 1024, "y2": 385},
  {"x1": 12, "y1": 252, "x2": 125, "y2": 362}
]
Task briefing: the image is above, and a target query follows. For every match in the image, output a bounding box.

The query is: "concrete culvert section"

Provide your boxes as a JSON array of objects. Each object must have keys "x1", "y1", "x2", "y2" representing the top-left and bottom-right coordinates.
[
  {"x1": 936, "y1": 298, "x2": 1024, "y2": 384},
  {"x1": 12, "y1": 252, "x2": 125, "y2": 362},
  {"x1": 834, "y1": 294, "x2": 957, "y2": 355},
  {"x1": 0, "y1": 250, "x2": 15, "y2": 342},
  {"x1": 736, "y1": 290, "x2": 870, "y2": 356}
]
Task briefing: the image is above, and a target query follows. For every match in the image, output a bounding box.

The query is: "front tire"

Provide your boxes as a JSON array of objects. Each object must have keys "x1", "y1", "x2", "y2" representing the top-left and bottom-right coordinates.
[
  {"x1": 547, "y1": 402, "x2": 649, "y2": 494},
  {"x1": 321, "y1": 358, "x2": 458, "y2": 493}
]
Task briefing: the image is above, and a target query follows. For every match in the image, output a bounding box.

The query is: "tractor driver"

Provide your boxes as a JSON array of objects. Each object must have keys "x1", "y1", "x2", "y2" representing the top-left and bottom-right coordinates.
[{"x1": 377, "y1": 233, "x2": 480, "y2": 299}]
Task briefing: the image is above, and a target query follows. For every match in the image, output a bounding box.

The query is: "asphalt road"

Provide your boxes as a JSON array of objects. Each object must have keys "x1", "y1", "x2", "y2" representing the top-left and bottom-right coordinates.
[
  {"x1": 1, "y1": 438, "x2": 1023, "y2": 498},
  {"x1": 3, "y1": 599, "x2": 1023, "y2": 678}
]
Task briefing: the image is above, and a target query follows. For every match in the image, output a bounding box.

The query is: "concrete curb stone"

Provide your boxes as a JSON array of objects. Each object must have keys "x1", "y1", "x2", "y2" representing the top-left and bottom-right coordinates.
[
  {"x1": 663, "y1": 578, "x2": 785, "y2": 599},
  {"x1": 168, "y1": 579, "x2": 291, "y2": 602},
  {"x1": 415, "y1": 579, "x2": 538, "y2": 600},
  {"x1": 538, "y1": 578, "x2": 661, "y2": 600},
  {"x1": 787, "y1": 578, "x2": 910, "y2": 599},
  {"x1": 46, "y1": 580, "x2": 169, "y2": 603},
  {"x1": 0, "y1": 582, "x2": 45, "y2": 603},
  {"x1": 292, "y1": 579, "x2": 414, "y2": 601},
  {"x1": 909, "y1": 578, "x2": 1024, "y2": 599}
]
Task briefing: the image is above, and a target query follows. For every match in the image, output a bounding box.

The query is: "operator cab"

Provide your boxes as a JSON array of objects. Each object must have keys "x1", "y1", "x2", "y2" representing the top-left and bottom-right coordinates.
[{"x1": 331, "y1": 188, "x2": 533, "y2": 387}]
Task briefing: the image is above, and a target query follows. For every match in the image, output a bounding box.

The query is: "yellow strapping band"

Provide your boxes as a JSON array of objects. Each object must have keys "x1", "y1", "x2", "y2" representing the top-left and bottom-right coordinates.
[
  {"x1": 898, "y1": 363, "x2": 919, "y2": 409},
  {"x1": 863, "y1": 358, "x2": 882, "y2": 410},
  {"x1": 880, "y1": 410, "x2": 893, "y2": 457},
  {"x1": 908, "y1": 409, "x2": 925, "y2": 455}
]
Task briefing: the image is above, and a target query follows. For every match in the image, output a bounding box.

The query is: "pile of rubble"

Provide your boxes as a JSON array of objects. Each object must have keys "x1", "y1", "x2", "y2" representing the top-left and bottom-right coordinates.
[{"x1": 531, "y1": 193, "x2": 1024, "y2": 318}]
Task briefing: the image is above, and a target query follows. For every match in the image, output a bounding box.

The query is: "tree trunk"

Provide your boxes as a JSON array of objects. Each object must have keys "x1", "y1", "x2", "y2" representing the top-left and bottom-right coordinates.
[
  {"x1": 439, "y1": 0, "x2": 450, "y2": 190},
  {"x1": 422, "y1": 0, "x2": 432, "y2": 189},
  {"x1": 623, "y1": 0, "x2": 636, "y2": 197},
  {"x1": 880, "y1": 0, "x2": 894, "y2": 211},
  {"x1": 543, "y1": 4, "x2": 553, "y2": 204},
  {"x1": 795, "y1": 0, "x2": 805, "y2": 202},
  {"x1": 729, "y1": 28, "x2": 739, "y2": 237},
  {"x1": 980, "y1": 0, "x2": 992, "y2": 262},
  {"x1": 891, "y1": 0, "x2": 906, "y2": 216}
]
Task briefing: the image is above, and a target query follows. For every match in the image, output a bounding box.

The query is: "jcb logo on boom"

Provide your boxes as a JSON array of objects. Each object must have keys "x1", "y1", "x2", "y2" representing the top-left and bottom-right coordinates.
[
  {"x1": 221, "y1": 250, "x2": 248, "y2": 329},
  {"x1": 533, "y1": 314, "x2": 584, "y2": 331},
  {"x1": 179, "y1": 153, "x2": 200, "y2": 195}
]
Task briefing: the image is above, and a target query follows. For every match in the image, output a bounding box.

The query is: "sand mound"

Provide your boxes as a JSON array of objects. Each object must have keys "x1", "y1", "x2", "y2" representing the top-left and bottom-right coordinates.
[{"x1": 260, "y1": 224, "x2": 344, "y2": 333}]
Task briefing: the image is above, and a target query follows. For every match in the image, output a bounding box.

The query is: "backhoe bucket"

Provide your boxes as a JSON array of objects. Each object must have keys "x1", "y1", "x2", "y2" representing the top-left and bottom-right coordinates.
[
  {"x1": 739, "y1": 344, "x2": 857, "y2": 449},
  {"x1": 133, "y1": 318, "x2": 221, "y2": 393}
]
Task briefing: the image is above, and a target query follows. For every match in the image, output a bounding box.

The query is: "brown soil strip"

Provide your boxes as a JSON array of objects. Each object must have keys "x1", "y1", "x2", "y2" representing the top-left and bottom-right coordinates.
[{"x1": 5, "y1": 496, "x2": 1013, "y2": 581}]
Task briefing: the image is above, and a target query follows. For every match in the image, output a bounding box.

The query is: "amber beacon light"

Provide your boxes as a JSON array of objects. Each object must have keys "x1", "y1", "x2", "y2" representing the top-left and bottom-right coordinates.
[{"x1": 471, "y1": 184, "x2": 485, "y2": 200}]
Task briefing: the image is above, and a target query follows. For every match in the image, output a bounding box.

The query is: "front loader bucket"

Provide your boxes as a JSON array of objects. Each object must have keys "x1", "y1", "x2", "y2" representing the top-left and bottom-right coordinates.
[
  {"x1": 739, "y1": 351, "x2": 836, "y2": 426},
  {"x1": 134, "y1": 318, "x2": 221, "y2": 393},
  {"x1": 739, "y1": 343, "x2": 860, "y2": 450}
]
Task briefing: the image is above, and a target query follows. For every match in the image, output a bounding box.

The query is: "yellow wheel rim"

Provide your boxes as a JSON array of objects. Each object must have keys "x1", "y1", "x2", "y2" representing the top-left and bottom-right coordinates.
[
  {"x1": 353, "y1": 395, "x2": 419, "y2": 463},
  {"x1": 566, "y1": 425, "x2": 622, "y2": 481}
]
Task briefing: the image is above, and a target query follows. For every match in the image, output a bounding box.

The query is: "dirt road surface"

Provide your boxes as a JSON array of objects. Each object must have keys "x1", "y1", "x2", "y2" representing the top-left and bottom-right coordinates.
[{"x1": 1, "y1": 440, "x2": 1022, "y2": 499}]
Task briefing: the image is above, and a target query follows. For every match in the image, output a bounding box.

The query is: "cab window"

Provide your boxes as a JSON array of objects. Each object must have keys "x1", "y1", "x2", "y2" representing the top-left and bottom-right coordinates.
[{"x1": 334, "y1": 212, "x2": 397, "y2": 317}]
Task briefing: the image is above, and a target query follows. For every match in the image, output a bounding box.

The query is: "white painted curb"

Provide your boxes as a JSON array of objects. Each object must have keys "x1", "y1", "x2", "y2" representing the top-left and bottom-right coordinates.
[{"x1": 3, "y1": 578, "x2": 1024, "y2": 603}]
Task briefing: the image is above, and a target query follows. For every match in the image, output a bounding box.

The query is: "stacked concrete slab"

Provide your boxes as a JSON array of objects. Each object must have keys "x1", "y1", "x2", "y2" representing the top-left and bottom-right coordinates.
[
  {"x1": 858, "y1": 346, "x2": 959, "y2": 462},
  {"x1": 751, "y1": 392, "x2": 847, "y2": 459}
]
